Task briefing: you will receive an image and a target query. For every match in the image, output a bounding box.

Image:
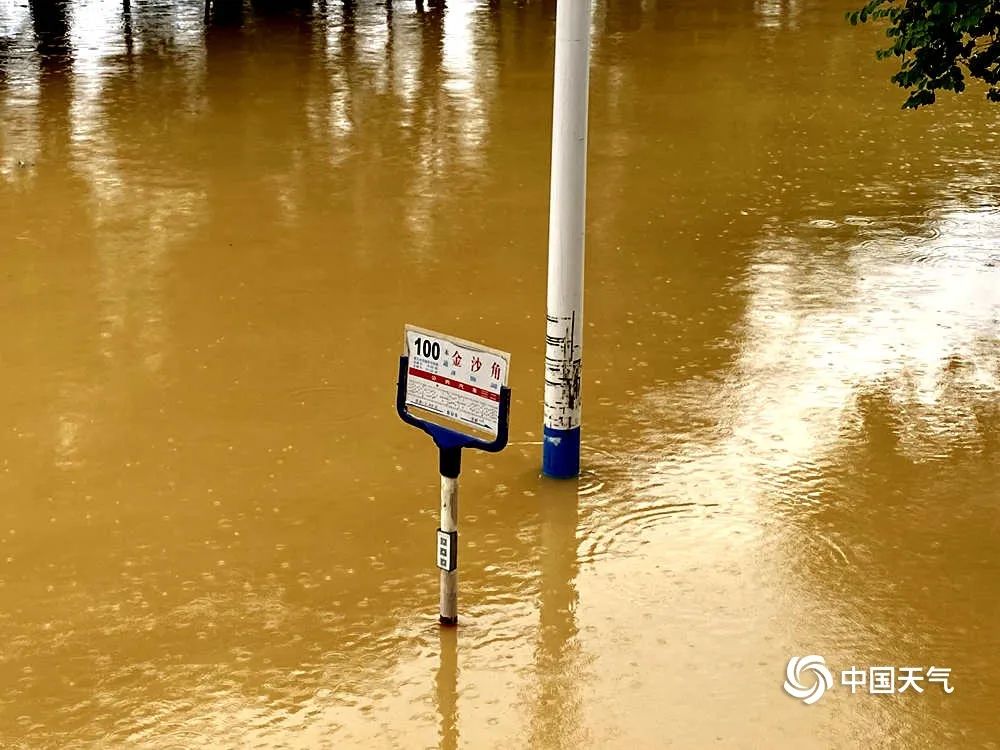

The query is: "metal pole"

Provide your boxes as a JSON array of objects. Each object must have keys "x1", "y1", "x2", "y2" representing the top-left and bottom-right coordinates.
[
  {"x1": 439, "y1": 448, "x2": 461, "y2": 625},
  {"x1": 543, "y1": 0, "x2": 590, "y2": 479}
]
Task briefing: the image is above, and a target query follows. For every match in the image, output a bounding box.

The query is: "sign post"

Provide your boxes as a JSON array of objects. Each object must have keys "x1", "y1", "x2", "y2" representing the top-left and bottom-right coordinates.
[{"x1": 396, "y1": 325, "x2": 511, "y2": 625}]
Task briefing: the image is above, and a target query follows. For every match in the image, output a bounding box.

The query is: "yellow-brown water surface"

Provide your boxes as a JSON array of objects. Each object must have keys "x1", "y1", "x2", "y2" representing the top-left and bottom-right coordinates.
[{"x1": 1, "y1": 0, "x2": 998, "y2": 747}]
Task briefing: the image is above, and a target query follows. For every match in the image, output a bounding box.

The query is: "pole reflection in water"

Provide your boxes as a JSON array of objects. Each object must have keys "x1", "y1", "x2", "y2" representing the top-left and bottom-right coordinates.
[
  {"x1": 531, "y1": 479, "x2": 583, "y2": 750},
  {"x1": 436, "y1": 625, "x2": 459, "y2": 750}
]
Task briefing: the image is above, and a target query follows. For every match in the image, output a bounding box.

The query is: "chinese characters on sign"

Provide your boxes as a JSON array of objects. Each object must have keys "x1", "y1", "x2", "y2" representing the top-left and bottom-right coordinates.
[{"x1": 404, "y1": 325, "x2": 511, "y2": 437}]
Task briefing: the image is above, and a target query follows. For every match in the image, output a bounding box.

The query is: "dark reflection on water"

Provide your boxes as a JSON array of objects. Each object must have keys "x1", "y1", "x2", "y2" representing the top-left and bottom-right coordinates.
[{"x1": 29, "y1": 0, "x2": 72, "y2": 71}]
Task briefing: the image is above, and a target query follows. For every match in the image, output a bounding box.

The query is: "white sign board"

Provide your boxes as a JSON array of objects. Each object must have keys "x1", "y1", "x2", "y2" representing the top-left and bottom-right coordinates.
[{"x1": 404, "y1": 324, "x2": 510, "y2": 437}]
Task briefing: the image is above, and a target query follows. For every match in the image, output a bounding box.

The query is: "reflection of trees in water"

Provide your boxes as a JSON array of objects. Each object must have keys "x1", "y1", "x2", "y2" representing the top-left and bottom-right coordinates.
[
  {"x1": 250, "y1": 0, "x2": 314, "y2": 20},
  {"x1": 28, "y1": 0, "x2": 72, "y2": 143},
  {"x1": 610, "y1": 111, "x2": 998, "y2": 737},
  {"x1": 80, "y1": 2, "x2": 207, "y2": 379},
  {"x1": 12, "y1": 0, "x2": 99, "y2": 472},
  {"x1": 197, "y1": 0, "x2": 504, "y2": 264},
  {"x1": 797, "y1": 376, "x2": 998, "y2": 686},
  {"x1": 736, "y1": 272, "x2": 1000, "y2": 738},
  {"x1": 207, "y1": 0, "x2": 244, "y2": 27},
  {"x1": 754, "y1": 390, "x2": 998, "y2": 747},
  {"x1": 1, "y1": 0, "x2": 517, "y2": 267},
  {"x1": 29, "y1": 0, "x2": 71, "y2": 67}
]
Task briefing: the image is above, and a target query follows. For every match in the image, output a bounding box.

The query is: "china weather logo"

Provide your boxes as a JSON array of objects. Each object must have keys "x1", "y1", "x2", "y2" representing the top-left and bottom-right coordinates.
[{"x1": 783, "y1": 655, "x2": 834, "y2": 705}]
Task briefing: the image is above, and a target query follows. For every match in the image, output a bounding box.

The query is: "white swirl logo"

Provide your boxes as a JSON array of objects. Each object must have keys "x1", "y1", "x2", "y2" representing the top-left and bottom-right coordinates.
[{"x1": 784, "y1": 655, "x2": 834, "y2": 704}]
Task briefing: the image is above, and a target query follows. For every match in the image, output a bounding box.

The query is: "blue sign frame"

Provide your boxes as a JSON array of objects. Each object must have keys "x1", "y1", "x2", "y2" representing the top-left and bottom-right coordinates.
[{"x1": 396, "y1": 355, "x2": 511, "y2": 475}]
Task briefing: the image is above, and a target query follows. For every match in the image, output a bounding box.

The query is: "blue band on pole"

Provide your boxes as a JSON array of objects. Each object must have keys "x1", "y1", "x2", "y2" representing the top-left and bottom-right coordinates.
[{"x1": 542, "y1": 426, "x2": 580, "y2": 479}]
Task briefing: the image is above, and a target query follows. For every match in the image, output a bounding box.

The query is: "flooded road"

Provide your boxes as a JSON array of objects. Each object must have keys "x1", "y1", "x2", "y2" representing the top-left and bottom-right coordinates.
[{"x1": 1, "y1": 0, "x2": 998, "y2": 746}]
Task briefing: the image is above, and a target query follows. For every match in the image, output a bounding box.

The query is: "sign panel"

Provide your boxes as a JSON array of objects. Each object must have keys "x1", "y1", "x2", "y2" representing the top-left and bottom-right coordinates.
[{"x1": 404, "y1": 324, "x2": 510, "y2": 436}]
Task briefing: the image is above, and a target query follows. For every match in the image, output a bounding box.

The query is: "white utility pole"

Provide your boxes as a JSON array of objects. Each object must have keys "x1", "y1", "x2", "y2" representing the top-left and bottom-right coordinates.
[{"x1": 543, "y1": 0, "x2": 591, "y2": 479}]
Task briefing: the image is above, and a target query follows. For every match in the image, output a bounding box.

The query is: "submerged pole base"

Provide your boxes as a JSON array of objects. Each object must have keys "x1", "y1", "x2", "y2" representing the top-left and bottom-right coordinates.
[{"x1": 542, "y1": 426, "x2": 581, "y2": 479}]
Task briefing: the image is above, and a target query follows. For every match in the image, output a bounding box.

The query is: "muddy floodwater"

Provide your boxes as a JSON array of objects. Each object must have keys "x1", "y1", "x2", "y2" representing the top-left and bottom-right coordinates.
[{"x1": 1, "y1": 0, "x2": 999, "y2": 747}]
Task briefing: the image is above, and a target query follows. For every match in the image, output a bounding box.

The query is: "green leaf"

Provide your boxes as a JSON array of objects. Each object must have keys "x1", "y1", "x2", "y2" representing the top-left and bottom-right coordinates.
[{"x1": 849, "y1": 0, "x2": 1000, "y2": 108}]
